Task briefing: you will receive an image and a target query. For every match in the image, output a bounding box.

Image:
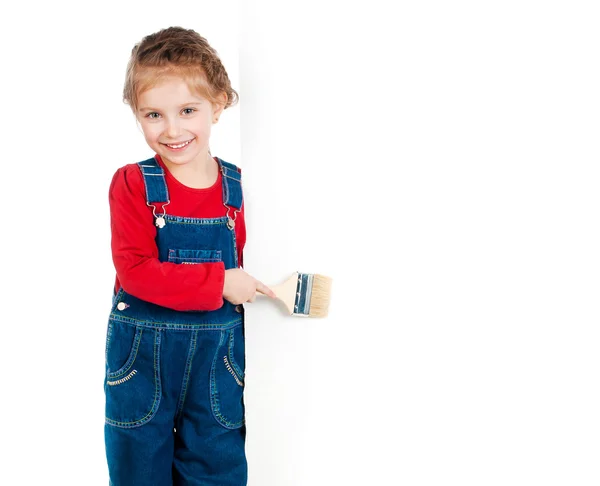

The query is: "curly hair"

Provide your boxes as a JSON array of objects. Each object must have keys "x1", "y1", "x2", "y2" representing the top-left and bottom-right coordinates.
[{"x1": 123, "y1": 26, "x2": 239, "y2": 114}]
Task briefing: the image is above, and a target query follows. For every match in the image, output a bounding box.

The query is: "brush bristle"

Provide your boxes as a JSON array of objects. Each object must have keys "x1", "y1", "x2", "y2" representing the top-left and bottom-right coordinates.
[{"x1": 308, "y1": 274, "x2": 332, "y2": 318}]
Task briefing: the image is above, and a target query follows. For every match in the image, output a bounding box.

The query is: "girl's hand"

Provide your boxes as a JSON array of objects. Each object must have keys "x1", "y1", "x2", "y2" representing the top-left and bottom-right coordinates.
[{"x1": 223, "y1": 268, "x2": 276, "y2": 305}]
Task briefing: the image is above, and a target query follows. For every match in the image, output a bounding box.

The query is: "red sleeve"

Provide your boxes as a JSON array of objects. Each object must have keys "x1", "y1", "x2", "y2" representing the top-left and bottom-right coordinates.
[{"x1": 109, "y1": 165, "x2": 225, "y2": 311}]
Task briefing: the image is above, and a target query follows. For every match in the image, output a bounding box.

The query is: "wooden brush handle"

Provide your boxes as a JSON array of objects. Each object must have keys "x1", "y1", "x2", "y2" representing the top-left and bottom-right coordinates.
[{"x1": 253, "y1": 273, "x2": 298, "y2": 314}]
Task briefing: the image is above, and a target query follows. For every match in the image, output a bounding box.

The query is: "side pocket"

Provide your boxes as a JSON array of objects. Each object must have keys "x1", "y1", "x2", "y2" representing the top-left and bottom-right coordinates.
[
  {"x1": 168, "y1": 248, "x2": 222, "y2": 264},
  {"x1": 104, "y1": 320, "x2": 162, "y2": 428},
  {"x1": 210, "y1": 324, "x2": 246, "y2": 429}
]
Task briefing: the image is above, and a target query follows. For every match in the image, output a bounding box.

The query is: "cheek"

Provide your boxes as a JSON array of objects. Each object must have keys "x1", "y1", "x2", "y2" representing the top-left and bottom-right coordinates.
[
  {"x1": 197, "y1": 118, "x2": 214, "y2": 136},
  {"x1": 140, "y1": 123, "x2": 162, "y2": 142},
  {"x1": 189, "y1": 112, "x2": 213, "y2": 130}
]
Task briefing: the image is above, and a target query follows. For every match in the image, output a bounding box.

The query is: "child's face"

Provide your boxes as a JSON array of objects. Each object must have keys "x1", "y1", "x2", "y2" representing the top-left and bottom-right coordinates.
[{"x1": 135, "y1": 76, "x2": 224, "y2": 168}]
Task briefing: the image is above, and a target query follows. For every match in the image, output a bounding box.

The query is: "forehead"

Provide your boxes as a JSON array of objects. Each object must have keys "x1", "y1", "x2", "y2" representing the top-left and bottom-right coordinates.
[{"x1": 137, "y1": 76, "x2": 207, "y2": 108}]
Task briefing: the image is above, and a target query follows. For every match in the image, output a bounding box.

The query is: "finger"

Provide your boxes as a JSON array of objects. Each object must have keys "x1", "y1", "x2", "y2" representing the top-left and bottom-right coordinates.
[
  {"x1": 247, "y1": 293, "x2": 256, "y2": 303},
  {"x1": 256, "y1": 281, "x2": 276, "y2": 298}
]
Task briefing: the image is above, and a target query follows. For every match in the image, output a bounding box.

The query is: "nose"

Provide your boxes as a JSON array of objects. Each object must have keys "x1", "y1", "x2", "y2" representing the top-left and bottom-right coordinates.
[{"x1": 164, "y1": 118, "x2": 181, "y2": 138}]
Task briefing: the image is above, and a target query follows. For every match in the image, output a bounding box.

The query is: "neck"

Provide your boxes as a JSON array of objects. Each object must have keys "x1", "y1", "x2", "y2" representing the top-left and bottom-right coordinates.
[{"x1": 161, "y1": 152, "x2": 218, "y2": 189}]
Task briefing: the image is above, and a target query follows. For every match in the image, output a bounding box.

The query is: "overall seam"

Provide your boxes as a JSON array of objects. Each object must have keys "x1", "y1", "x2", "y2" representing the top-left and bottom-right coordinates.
[
  {"x1": 223, "y1": 173, "x2": 230, "y2": 206},
  {"x1": 105, "y1": 321, "x2": 113, "y2": 364},
  {"x1": 163, "y1": 216, "x2": 227, "y2": 225},
  {"x1": 175, "y1": 330, "x2": 198, "y2": 421},
  {"x1": 231, "y1": 224, "x2": 238, "y2": 268},
  {"x1": 108, "y1": 314, "x2": 242, "y2": 330}
]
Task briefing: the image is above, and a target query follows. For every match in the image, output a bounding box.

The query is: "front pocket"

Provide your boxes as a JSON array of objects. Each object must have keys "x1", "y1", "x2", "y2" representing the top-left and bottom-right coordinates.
[
  {"x1": 210, "y1": 324, "x2": 246, "y2": 429},
  {"x1": 168, "y1": 248, "x2": 222, "y2": 264},
  {"x1": 104, "y1": 321, "x2": 162, "y2": 428},
  {"x1": 106, "y1": 323, "x2": 142, "y2": 381}
]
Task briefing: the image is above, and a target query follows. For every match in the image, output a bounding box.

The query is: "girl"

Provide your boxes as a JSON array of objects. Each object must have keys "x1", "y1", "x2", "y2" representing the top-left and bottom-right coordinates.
[{"x1": 105, "y1": 26, "x2": 275, "y2": 486}]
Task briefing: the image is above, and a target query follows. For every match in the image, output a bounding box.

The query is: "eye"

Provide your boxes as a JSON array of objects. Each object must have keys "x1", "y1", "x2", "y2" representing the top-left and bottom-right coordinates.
[
  {"x1": 146, "y1": 112, "x2": 160, "y2": 119},
  {"x1": 182, "y1": 108, "x2": 196, "y2": 115}
]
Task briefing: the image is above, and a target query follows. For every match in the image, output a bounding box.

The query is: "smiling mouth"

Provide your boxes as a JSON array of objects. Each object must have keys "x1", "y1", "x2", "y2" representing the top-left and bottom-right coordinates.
[{"x1": 163, "y1": 139, "x2": 193, "y2": 149}]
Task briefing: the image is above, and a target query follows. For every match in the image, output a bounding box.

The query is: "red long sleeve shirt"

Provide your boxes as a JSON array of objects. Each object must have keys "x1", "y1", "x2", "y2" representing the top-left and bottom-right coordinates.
[{"x1": 109, "y1": 154, "x2": 245, "y2": 311}]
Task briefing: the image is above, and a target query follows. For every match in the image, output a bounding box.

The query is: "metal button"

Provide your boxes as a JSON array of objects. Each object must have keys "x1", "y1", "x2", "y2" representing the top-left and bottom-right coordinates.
[
  {"x1": 235, "y1": 305, "x2": 243, "y2": 313},
  {"x1": 117, "y1": 302, "x2": 127, "y2": 311}
]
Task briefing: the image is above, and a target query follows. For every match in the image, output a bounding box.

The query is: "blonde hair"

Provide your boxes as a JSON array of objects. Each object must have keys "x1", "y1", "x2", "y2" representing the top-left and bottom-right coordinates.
[{"x1": 123, "y1": 26, "x2": 239, "y2": 113}]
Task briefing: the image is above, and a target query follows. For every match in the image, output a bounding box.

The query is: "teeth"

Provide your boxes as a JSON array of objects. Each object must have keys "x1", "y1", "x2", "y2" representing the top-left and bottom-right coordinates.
[{"x1": 166, "y1": 140, "x2": 191, "y2": 149}]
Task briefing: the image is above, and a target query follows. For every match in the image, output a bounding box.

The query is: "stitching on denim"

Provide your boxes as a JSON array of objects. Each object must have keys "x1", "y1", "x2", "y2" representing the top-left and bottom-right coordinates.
[
  {"x1": 223, "y1": 169, "x2": 230, "y2": 205},
  {"x1": 171, "y1": 256, "x2": 222, "y2": 261},
  {"x1": 106, "y1": 327, "x2": 143, "y2": 380},
  {"x1": 231, "y1": 224, "x2": 239, "y2": 268},
  {"x1": 137, "y1": 159, "x2": 170, "y2": 204},
  {"x1": 105, "y1": 320, "x2": 113, "y2": 364},
  {"x1": 180, "y1": 260, "x2": 220, "y2": 263},
  {"x1": 168, "y1": 249, "x2": 222, "y2": 261},
  {"x1": 210, "y1": 331, "x2": 226, "y2": 422},
  {"x1": 106, "y1": 370, "x2": 137, "y2": 386},
  {"x1": 108, "y1": 313, "x2": 242, "y2": 330},
  {"x1": 165, "y1": 220, "x2": 225, "y2": 226},
  {"x1": 139, "y1": 163, "x2": 151, "y2": 204},
  {"x1": 222, "y1": 171, "x2": 242, "y2": 181},
  {"x1": 164, "y1": 215, "x2": 228, "y2": 225},
  {"x1": 210, "y1": 331, "x2": 244, "y2": 429},
  {"x1": 223, "y1": 356, "x2": 243, "y2": 387},
  {"x1": 105, "y1": 329, "x2": 162, "y2": 428},
  {"x1": 227, "y1": 328, "x2": 244, "y2": 381},
  {"x1": 172, "y1": 258, "x2": 222, "y2": 263},
  {"x1": 138, "y1": 161, "x2": 161, "y2": 204},
  {"x1": 175, "y1": 330, "x2": 198, "y2": 420}
]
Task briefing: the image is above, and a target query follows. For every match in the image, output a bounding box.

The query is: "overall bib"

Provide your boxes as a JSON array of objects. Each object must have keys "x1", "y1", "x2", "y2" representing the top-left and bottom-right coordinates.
[{"x1": 104, "y1": 157, "x2": 247, "y2": 486}]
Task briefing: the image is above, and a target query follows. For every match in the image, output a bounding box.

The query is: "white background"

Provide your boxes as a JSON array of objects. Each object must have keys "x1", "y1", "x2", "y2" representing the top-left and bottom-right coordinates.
[{"x1": 2, "y1": 1, "x2": 599, "y2": 485}]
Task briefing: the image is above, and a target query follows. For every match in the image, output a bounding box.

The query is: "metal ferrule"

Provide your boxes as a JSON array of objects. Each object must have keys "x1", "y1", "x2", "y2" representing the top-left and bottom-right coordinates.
[{"x1": 293, "y1": 272, "x2": 313, "y2": 316}]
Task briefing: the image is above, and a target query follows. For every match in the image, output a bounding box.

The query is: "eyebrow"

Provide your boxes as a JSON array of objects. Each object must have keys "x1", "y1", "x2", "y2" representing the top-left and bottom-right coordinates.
[{"x1": 138, "y1": 102, "x2": 203, "y2": 112}]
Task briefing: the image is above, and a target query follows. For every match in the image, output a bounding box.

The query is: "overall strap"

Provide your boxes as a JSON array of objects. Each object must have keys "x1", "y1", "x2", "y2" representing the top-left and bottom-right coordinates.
[
  {"x1": 137, "y1": 157, "x2": 169, "y2": 204},
  {"x1": 217, "y1": 157, "x2": 243, "y2": 210}
]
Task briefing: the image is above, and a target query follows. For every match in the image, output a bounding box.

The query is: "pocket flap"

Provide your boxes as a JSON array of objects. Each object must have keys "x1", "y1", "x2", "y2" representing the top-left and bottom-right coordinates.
[{"x1": 168, "y1": 248, "x2": 222, "y2": 264}]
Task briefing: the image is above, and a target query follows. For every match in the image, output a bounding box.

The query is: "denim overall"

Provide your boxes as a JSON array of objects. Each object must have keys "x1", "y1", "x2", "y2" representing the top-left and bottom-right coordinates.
[{"x1": 104, "y1": 156, "x2": 247, "y2": 486}]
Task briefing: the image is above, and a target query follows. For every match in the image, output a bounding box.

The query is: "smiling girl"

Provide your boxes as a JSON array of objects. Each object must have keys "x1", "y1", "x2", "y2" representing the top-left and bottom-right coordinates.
[{"x1": 104, "y1": 26, "x2": 274, "y2": 486}]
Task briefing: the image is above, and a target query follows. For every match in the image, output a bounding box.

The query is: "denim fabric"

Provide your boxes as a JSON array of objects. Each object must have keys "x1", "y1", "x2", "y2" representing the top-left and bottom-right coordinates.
[{"x1": 105, "y1": 157, "x2": 247, "y2": 486}]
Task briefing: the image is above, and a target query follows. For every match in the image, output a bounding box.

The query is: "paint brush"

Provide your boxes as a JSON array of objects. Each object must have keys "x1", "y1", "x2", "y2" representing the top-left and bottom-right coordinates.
[{"x1": 258, "y1": 272, "x2": 332, "y2": 317}]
